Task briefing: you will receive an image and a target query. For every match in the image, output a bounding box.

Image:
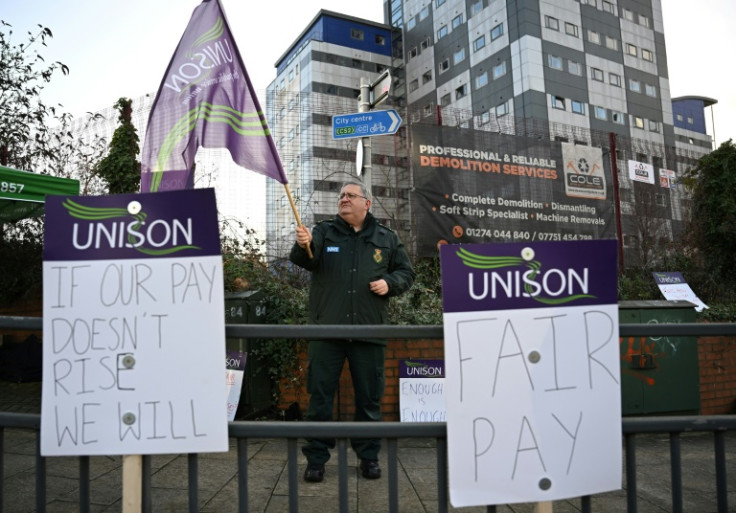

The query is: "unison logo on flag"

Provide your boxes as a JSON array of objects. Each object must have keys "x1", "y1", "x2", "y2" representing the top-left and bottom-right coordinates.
[{"x1": 141, "y1": 0, "x2": 287, "y2": 192}]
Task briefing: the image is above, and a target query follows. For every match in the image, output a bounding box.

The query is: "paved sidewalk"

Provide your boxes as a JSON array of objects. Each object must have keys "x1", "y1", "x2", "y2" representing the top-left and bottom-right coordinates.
[{"x1": 2, "y1": 380, "x2": 736, "y2": 512}]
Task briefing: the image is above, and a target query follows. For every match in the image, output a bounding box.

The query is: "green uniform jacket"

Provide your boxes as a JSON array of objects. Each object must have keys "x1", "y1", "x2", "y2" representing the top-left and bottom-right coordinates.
[{"x1": 289, "y1": 212, "x2": 415, "y2": 343}]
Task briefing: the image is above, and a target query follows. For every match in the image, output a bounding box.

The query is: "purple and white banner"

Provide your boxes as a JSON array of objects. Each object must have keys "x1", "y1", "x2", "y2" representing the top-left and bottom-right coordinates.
[
  {"x1": 141, "y1": 0, "x2": 286, "y2": 192},
  {"x1": 41, "y1": 189, "x2": 228, "y2": 456},
  {"x1": 399, "y1": 360, "x2": 446, "y2": 423},
  {"x1": 440, "y1": 240, "x2": 621, "y2": 506},
  {"x1": 652, "y1": 271, "x2": 708, "y2": 311}
]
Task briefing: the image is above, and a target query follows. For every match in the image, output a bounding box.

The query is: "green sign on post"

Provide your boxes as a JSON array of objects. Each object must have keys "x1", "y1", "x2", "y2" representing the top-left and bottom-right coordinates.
[{"x1": 0, "y1": 166, "x2": 80, "y2": 222}]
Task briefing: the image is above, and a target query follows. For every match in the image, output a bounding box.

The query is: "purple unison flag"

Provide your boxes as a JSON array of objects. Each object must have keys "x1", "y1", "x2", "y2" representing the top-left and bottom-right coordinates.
[{"x1": 141, "y1": 0, "x2": 287, "y2": 192}]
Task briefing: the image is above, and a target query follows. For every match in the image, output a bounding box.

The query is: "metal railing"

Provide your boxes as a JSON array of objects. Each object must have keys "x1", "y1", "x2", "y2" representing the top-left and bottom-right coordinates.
[{"x1": 2, "y1": 316, "x2": 736, "y2": 513}]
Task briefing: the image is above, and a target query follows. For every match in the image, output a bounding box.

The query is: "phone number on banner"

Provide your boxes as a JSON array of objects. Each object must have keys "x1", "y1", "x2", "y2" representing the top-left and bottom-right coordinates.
[{"x1": 464, "y1": 229, "x2": 593, "y2": 241}]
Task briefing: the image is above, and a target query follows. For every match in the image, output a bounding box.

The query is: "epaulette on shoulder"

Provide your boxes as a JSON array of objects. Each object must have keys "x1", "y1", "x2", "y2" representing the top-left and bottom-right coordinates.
[{"x1": 376, "y1": 222, "x2": 396, "y2": 235}]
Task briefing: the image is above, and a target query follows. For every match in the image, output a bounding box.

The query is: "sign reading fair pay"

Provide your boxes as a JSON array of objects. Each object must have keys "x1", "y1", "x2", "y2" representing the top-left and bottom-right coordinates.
[
  {"x1": 41, "y1": 189, "x2": 229, "y2": 456},
  {"x1": 439, "y1": 239, "x2": 621, "y2": 507}
]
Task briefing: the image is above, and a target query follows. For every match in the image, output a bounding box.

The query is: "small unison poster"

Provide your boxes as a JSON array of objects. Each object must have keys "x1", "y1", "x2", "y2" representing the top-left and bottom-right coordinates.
[
  {"x1": 439, "y1": 240, "x2": 621, "y2": 507},
  {"x1": 41, "y1": 189, "x2": 229, "y2": 456},
  {"x1": 399, "y1": 359, "x2": 446, "y2": 422}
]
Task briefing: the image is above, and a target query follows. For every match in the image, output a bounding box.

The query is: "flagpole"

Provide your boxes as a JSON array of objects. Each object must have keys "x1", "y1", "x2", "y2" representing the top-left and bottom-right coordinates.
[{"x1": 283, "y1": 183, "x2": 313, "y2": 259}]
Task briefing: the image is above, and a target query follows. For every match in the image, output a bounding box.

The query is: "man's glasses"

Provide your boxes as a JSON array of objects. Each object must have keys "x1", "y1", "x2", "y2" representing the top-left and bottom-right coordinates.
[{"x1": 338, "y1": 192, "x2": 367, "y2": 201}]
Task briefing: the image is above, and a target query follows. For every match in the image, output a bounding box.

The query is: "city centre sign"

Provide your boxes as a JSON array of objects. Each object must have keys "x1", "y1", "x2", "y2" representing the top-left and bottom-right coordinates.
[{"x1": 332, "y1": 109, "x2": 402, "y2": 140}]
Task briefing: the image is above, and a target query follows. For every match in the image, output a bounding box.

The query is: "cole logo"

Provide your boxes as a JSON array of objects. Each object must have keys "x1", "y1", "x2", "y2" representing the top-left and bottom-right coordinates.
[
  {"x1": 456, "y1": 246, "x2": 595, "y2": 305},
  {"x1": 373, "y1": 248, "x2": 383, "y2": 264},
  {"x1": 63, "y1": 198, "x2": 200, "y2": 256}
]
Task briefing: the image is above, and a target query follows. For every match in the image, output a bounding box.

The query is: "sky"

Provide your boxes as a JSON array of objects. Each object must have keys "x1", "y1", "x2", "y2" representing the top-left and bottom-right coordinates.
[{"x1": 4, "y1": 0, "x2": 735, "y2": 147}]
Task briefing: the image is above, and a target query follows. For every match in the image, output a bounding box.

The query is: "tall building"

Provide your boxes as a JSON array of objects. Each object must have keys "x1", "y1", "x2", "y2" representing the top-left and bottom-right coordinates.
[
  {"x1": 388, "y1": 0, "x2": 713, "y2": 264},
  {"x1": 264, "y1": 11, "x2": 408, "y2": 261},
  {"x1": 265, "y1": 1, "x2": 714, "y2": 266}
]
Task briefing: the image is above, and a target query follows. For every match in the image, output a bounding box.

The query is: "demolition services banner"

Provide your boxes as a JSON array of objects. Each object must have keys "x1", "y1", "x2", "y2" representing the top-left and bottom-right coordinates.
[{"x1": 412, "y1": 125, "x2": 616, "y2": 256}]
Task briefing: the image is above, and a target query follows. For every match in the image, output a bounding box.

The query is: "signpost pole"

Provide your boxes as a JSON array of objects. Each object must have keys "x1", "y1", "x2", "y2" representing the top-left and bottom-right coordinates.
[{"x1": 359, "y1": 77, "x2": 372, "y2": 196}]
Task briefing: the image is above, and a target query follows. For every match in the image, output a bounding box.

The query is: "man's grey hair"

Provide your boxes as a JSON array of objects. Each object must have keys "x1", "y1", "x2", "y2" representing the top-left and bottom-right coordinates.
[{"x1": 340, "y1": 181, "x2": 370, "y2": 200}]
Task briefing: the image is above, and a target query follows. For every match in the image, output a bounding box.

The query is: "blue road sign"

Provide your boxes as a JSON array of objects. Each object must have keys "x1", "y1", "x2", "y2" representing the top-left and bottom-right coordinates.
[{"x1": 332, "y1": 109, "x2": 402, "y2": 140}]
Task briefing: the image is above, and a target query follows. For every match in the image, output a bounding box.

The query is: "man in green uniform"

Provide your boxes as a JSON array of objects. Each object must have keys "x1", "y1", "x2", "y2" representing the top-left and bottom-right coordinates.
[{"x1": 290, "y1": 182, "x2": 415, "y2": 483}]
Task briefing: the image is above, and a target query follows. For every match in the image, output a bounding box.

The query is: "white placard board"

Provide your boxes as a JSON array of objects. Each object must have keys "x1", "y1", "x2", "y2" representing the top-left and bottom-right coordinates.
[
  {"x1": 653, "y1": 271, "x2": 708, "y2": 312},
  {"x1": 440, "y1": 240, "x2": 621, "y2": 507},
  {"x1": 399, "y1": 359, "x2": 446, "y2": 422},
  {"x1": 41, "y1": 189, "x2": 229, "y2": 456}
]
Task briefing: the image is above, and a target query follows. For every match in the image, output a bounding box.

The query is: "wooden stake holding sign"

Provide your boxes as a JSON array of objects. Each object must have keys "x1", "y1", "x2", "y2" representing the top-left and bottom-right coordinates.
[
  {"x1": 40, "y1": 189, "x2": 230, "y2": 511},
  {"x1": 439, "y1": 240, "x2": 622, "y2": 509}
]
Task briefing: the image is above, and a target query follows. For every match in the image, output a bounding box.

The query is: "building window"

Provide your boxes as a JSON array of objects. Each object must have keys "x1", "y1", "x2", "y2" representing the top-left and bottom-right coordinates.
[
  {"x1": 475, "y1": 71, "x2": 488, "y2": 89},
  {"x1": 436, "y1": 0, "x2": 446, "y2": 6},
  {"x1": 572, "y1": 100, "x2": 585, "y2": 114},
  {"x1": 676, "y1": 114, "x2": 684, "y2": 122},
  {"x1": 639, "y1": 14, "x2": 650, "y2": 27},
  {"x1": 642, "y1": 48, "x2": 654, "y2": 62},
  {"x1": 595, "y1": 106, "x2": 607, "y2": 120},
  {"x1": 568, "y1": 60, "x2": 582, "y2": 76},
  {"x1": 496, "y1": 102, "x2": 509, "y2": 116},
  {"x1": 602, "y1": 1, "x2": 614, "y2": 14},
  {"x1": 480, "y1": 111, "x2": 491, "y2": 125},
  {"x1": 565, "y1": 22, "x2": 579, "y2": 37},
  {"x1": 406, "y1": 17, "x2": 416, "y2": 30},
  {"x1": 609, "y1": 73, "x2": 621, "y2": 87},
  {"x1": 645, "y1": 83, "x2": 657, "y2": 97},
  {"x1": 453, "y1": 47, "x2": 466, "y2": 64},
  {"x1": 587, "y1": 30, "x2": 601, "y2": 44},
  {"x1": 612, "y1": 111, "x2": 625, "y2": 124},
  {"x1": 376, "y1": 35, "x2": 386, "y2": 45},
  {"x1": 622, "y1": 8, "x2": 634, "y2": 22},
  {"x1": 422, "y1": 70, "x2": 433, "y2": 84},
  {"x1": 439, "y1": 58, "x2": 450, "y2": 73},
  {"x1": 409, "y1": 46, "x2": 418, "y2": 59},
  {"x1": 548, "y1": 54, "x2": 563, "y2": 70},
  {"x1": 605, "y1": 36, "x2": 618, "y2": 50},
  {"x1": 545, "y1": 16, "x2": 559, "y2": 31},
  {"x1": 591, "y1": 67, "x2": 604, "y2": 81},
  {"x1": 470, "y1": 0, "x2": 483, "y2": 16},
  {"x1": 687, "y1": 116, "x2": 694, "y2": 124},
  {"x1": 473, "y1": 35, "x2": 486, "y2": 51},
  {"x1": 552, "y1": 96, "x2": 565, "y2": 110},
  {"x1": 452, "y1": 14, "x2": 464, "y2": 28},
  {"x1": 629, "y1": 79, "x2": 641, "y2": 93},
  {"x1": 634, "y1": 116, "x2": 644, "y2": 129},
  {"x1": 649, "y1": 119, "x2": 660, "y2": 132},
  {"x1": 455, "y1": 84, "x2": 467, "y2": 99},
  {"x1": 423, "y1": 103, "x2": 434, "y2": 117},
  {"x1": 491, "y1": 23, "x2": 504, "y2": 40},
  {"x1": 351, "y1": 28, "x2": 364, "y2": 41},
  {"x1": 440, "y1": 93, "x2": 451, "y2": 107},
  {"x1": 409, "y1": 79, "x2": 419, "y2": 92},
  {"x1": 437, "y1": 24, "x2": 448, "y2": 40},
  {"x1": 492, "y1": 61, "x2": 507, "y2": 79},
  {"x1": 420, "y1": 6, "x2": 429, "y2": 20},
  {"x1": 626, "y1": 43, "x2": 637, "y2": 56}
]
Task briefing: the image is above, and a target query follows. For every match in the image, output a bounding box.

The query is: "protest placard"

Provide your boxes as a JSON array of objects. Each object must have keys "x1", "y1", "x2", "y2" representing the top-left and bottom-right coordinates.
[
  {"x1": 41, "y1": 189, "x2": 228, "y2": 456},
  {"x1": 399, "y1": 359, "x2": 446, "y2": 422},
  {"x1": 440, "y1": 240, "x2": 620, "y2": 506},
  {"x1": 652, "y1": 271, "x2": 708, "y2": 312}
]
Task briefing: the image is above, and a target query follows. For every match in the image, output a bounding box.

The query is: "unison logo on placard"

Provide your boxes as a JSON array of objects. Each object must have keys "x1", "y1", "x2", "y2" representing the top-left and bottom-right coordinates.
[
  {"x1": 63, "y1": 199, "x2": 200, "y2": 256},
  {"x1": 456, "y1": 246, "x2": 595, "y2": 305}
]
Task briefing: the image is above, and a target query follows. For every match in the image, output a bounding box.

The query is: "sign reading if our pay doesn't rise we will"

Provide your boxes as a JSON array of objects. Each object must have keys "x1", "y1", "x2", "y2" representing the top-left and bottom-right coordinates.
[
  {"x1": 439, "y1": 239, "x2": 621, "y2": 507},
  {"x1": 41, "y1": 189, "x2": 229, "y2": 456}
]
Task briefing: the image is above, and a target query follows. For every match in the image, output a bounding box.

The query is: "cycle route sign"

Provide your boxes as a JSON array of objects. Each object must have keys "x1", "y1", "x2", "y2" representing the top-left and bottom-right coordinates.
[{"x1": 332, "y1": 109, "x2": 402, "y2": 140}]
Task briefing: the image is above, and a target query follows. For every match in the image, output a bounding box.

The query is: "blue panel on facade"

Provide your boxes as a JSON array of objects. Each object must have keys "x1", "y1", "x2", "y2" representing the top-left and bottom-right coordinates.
[{"x1": 672, "y1": 99, "x2": 708, "y2": 134}]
